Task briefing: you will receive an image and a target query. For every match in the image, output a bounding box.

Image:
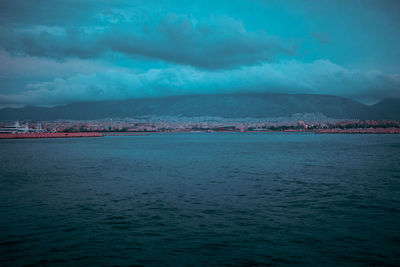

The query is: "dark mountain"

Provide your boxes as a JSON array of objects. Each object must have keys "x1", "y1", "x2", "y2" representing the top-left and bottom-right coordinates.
[
  {"x1": 0, "y1": 93, "x2": 398, "y2": 120},
  {"x1": 368, "y1": 98, "x2": 400, "y2": 120}
]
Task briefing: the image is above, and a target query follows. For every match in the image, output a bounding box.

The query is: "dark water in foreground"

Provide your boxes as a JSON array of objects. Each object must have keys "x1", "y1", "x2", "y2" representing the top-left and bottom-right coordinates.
[{"x1": 0, "y1": 133, "x2": 399, "y2": 266}]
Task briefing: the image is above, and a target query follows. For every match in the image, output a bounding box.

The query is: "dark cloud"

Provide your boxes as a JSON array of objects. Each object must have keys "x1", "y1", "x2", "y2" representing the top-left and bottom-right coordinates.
[
  {"x1": 0, "y1": 14, "x2": 296, "y2": 69},
  {"x1": 0, "y1": 0, "x2": 399, "y2": 106},
  {"x1": 105, "y1": 15, "x2": 296, "y2": 69},
  {"x1": 311, "y1": 32, "x2": 331, "y2": 44},
  {"x1": 0, "y1": 0, "x2": 139, "y2": 27},
  {"x1": 0, "y1": 0, "x2": 99, "y2": 26},
  {"x1": 0, "y1": 27, "x2": 104, "y2": 60}
]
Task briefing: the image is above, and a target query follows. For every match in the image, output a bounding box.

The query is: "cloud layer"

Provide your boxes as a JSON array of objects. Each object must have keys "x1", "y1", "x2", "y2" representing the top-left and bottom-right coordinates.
[
  {"x1": 2, "y1": 60, "x2": 399, "y2": 106},
  {"x1": 0, "y1": 14, "x2": 295, "y2": 69},
  {"x1": 0, "y1": 0, "x2": 399, "y2": 107}
]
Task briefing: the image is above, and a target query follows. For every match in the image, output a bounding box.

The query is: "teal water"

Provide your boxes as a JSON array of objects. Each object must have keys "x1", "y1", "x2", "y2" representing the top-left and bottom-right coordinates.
[{"x1": 0, "y1": 133, "x2": 399, "y2": 265}]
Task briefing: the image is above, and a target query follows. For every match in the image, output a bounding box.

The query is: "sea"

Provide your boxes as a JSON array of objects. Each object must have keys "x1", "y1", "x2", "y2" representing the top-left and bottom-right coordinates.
[{"x1": 0, "y1": 133, "x2": 399, "y2": 266}]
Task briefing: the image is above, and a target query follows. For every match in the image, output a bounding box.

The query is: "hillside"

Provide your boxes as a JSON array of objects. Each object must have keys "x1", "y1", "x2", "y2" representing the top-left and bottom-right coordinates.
[{"x1": 0, "y1": 93, "x2": 398, "y2": 120}]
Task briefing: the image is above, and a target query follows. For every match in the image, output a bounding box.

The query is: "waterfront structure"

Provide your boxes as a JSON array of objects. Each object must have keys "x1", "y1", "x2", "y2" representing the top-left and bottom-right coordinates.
[
  {"x1": 0, "y1": 121, "x2": 47, "y2": 134},
  {"x1": 0, "y1": 121, "x2": 29, "y2": 134}
]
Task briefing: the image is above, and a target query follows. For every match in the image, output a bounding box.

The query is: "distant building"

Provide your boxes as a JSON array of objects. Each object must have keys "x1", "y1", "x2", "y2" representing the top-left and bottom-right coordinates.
[{"x1": 0, "y1": 121, "x2": 29, "y2": 134}]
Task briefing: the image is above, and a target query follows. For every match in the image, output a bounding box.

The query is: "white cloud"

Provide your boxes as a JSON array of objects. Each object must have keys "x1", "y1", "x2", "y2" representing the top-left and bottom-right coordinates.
[
  {"x1": 1, "y1": 59, "x2": 399, "y2": 106},
  {"x1": 0, "y1": 50, "x2": 127, "y2": 79}
]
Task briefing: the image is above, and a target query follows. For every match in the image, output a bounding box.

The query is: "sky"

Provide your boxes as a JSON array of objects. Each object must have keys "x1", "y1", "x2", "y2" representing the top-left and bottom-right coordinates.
[{"x1": 0, "y1": 0, "x2": 400, "y2": 107}]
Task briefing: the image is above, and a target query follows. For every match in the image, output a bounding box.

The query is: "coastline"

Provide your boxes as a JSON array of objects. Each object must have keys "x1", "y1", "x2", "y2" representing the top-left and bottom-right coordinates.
[
  {"x1": 0, "y1": 132, "x2": 103, "y2": 139},
  {"x1": 1, "y1": 128, "x2": 400, "y2": 139},
  {"x1": 314, "y1": 128, "x2": 400, "y2": 134}
]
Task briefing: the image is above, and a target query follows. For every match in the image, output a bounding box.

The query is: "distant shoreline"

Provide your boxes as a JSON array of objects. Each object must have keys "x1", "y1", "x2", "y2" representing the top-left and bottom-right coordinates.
[
  {"x1": 1, "y1": 128, "x2": 400, "y2": 139},
  {"x1": 0, "y1": 132, "x2": 103, "y2": 139}
]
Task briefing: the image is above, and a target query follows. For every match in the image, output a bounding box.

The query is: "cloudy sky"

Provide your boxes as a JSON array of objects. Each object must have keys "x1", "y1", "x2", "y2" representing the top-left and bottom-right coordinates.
[{"x1": 0, "y1": 0, "x2": 400, "y2": 107}]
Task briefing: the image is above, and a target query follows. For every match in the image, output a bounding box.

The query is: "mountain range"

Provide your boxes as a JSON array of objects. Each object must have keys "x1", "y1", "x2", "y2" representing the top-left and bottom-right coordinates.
[{"x1": 0, "y1": 93, "x2": 399, "y2": 121}]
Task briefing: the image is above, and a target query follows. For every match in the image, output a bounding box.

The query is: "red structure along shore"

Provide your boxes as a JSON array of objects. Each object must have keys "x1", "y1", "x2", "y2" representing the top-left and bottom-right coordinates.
[
  {"x1": 0, "y1": 132, "x2": 103, "y2": 139},
  {"x1": 314, "y1": 128, "x2": 400, "y2": 134},
  {"x1": 1, "y1": 128, "x2": 400, "y2": 139}
]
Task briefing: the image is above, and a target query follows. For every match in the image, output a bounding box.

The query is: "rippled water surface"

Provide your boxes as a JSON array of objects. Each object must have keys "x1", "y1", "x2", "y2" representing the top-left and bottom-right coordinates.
[{"x1": 1, "y1": 133, "x2": 399, "y2": 265}]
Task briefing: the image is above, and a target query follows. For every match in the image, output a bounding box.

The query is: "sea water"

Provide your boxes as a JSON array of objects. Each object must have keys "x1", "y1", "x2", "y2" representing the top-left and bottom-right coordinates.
[{"x1": 0, "y1": 133, "x2": 399, "y2": 265}]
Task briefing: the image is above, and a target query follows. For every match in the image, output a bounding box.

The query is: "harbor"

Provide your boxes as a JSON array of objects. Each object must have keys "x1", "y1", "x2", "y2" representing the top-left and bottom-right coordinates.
[
  {"x1": 0, "y1": 121, "x2": 103, "y2": 139},
  {"x1": 0, "y1": 132, "x2": 103, "y2": 139}
]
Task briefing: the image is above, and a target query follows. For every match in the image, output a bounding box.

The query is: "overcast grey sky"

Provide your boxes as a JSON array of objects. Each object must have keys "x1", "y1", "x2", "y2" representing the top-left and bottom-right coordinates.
[{"x1": 0, "y1": 0, "x2": 400, "y2": 107}]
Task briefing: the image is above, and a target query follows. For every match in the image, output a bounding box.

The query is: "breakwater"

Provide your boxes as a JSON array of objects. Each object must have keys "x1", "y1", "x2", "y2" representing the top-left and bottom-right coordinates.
[
  {"x1": 0, "y1": 132, "x2": 103, "y2": 139},
  {"x1": 315, "y1": 128, "x2": 400, "y2": 134}
]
